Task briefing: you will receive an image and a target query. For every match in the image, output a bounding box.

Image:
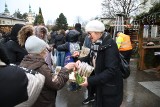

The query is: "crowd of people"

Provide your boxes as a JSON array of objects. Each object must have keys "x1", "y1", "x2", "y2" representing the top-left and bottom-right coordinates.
[{"x1": 0, "y1": 20, "x2": 133, "y2": 107}]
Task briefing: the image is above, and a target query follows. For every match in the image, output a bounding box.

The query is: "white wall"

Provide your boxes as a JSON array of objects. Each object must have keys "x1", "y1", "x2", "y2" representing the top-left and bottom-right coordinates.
[{"x1": 0, "y1": 17, "x2": 26, "y2": 25}]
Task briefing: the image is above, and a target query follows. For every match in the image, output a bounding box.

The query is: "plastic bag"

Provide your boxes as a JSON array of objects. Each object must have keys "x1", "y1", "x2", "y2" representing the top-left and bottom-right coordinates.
[{"x1": 75, "y1": 73, "x2": 84, "y2": 85}]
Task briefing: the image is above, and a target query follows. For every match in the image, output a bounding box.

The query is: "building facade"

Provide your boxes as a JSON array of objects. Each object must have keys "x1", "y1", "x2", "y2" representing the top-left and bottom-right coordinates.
[
  {"x1": 0, "y1": 3, "x2": 35, "y2": 26},
  {"x1": 0, "y1": 15, "x2": 27, "y2": 25},
  {"x1": 26, "y1": 5, "x2": 35, "y2": 24},
  {"x1": 0, "y1": 3, "x2": 26, "y2": 25}
]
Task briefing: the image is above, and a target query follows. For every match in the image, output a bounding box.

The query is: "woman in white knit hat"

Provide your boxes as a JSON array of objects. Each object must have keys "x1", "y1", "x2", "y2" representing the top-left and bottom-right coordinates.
[
  {"x1": 75, "y1": 20, "x2": 123, "y2": 107},
  {"x1": 20, "y1": 36, "x2": 76, "y2": 107}
]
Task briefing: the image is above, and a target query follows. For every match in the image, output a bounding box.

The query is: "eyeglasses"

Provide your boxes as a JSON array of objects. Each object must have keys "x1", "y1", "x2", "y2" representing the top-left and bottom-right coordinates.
[
  {"x1": 88, "y1": 32, "x2": 93, "y2": 36},
  {"x1": 88, "y1": 32, "x2": 91, "y2": 35},
  {"x1": 45, "y1": 47, "x2": 51, "y2": 53}
]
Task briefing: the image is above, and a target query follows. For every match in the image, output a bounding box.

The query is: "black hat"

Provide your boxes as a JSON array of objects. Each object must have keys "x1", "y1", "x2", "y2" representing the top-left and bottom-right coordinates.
[
  {"x1": 75, "y1": 23, "x2": 81, "y2": 29},
  {"x1": 115, "y1": 31, "x2": 122, "y2": 36},
  {"x1": 10, "y1": 24, "x2": 24, "y2": 43}
]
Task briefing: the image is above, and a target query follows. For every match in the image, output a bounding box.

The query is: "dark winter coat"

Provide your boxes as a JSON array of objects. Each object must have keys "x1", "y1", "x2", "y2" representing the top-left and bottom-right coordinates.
[
  {"x1": 0, "y1": 42, "x2": 28, "y2": 107},
  {"x1": 20, "y1": 54, "x2": 69, "y2": 107},
  {"x1": 0, "y1": 64, "x2": 28, "y2": 107},
  {"x1": 80, "y1": 33, "x2": 123, "y2": 107},
  {"x1": 49, "y1": 31, "x2": 57, "y2": 44},
  {"x1": 4, "y1": 24, "x2": 27, "y2": 65},
  {"x1": 57, "y1": 42, "x2": 69, "y2": 52},
  {"x1": 5, "y1": 40, "x2": 28, "y2": 65},
  {"x1": 78, "y1": 31, "x2": 87, "y2": 49},
  {"x1": 54, "y1": 34, "x2": 65, "y2": 48},
  {"x1": 57, "y1": 30, "x2": 80, "y2": 53}
]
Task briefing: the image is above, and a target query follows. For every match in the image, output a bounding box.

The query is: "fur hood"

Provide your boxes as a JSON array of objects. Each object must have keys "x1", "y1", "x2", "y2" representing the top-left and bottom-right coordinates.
[
  {"x1": 18, "y1": 25, "x2": 34, "y2": 47},
  {"x1": 34, "y1": 26, "x2": 48, "y2": 42}
]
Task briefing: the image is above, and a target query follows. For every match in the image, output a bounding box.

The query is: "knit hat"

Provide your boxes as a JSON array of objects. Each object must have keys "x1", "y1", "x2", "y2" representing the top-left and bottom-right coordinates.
[
  {"x1": 115, "y1": 31, "x2": 122, "y2": 37},
  {"x1": 66, "y1": 30, "x2": 80, "y2": 42},
  {"x1": 85, "y1": 20, "x2": 105, "y2": 32},
  {"x1": 25, "y1": 36, "x2": 48, "y2": 54}
]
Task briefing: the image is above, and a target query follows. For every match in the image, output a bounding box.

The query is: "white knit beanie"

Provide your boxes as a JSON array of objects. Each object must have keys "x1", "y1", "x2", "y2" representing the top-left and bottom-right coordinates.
[
  {"x1": 85, "y1": 20, "x2": 105, "y2": 32},
  {"x1": 25, "y1": 36, "x2": 48, "y2": 54}
]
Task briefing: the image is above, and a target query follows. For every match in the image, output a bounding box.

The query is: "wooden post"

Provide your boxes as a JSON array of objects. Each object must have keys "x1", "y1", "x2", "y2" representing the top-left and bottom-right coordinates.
[{"x1": 138, "y1": 23, "x2": 144, "y2": 70}]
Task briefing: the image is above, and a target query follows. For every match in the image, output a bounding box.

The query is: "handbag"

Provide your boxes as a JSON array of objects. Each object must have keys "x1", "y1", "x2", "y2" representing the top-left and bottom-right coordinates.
[
  {"x1": 119, "y1": 53, "x2": 130, "y2": 79},
  {"x1": 15, "y1": 69, "x2": 45, "y2": 107},
  {"x1": 64, "y1": 42, "x2": 78, "y2": 66}
]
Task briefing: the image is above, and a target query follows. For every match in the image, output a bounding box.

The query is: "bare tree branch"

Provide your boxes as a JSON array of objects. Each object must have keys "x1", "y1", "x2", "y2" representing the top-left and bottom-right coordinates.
[{"x1": 101, "y1": 0, "x2": 149, "y2": 18}]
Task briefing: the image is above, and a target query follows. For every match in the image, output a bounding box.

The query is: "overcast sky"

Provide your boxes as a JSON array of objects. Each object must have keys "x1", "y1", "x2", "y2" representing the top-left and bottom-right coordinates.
[{"x1": 0, "y1": 0, "x2": 103, "y2": 26}]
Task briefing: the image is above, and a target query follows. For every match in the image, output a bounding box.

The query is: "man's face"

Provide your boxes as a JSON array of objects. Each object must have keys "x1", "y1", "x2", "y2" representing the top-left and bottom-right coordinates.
[{"x1": 87, "y1": 32, "x2": 101, "y2": 43}]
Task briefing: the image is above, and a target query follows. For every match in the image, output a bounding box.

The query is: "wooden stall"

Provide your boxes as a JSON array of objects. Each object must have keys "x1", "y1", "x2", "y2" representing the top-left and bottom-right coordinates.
[
  {"x1": 137, "y1": 23, "x2": 160, "y2": 71},
  {"x1": 133, "y1": 2, "x2": 160, "y2": 70}
]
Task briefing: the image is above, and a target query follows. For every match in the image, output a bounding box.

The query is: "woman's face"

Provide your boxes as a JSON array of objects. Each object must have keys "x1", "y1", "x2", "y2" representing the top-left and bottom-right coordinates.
[
  {"x1": 87, "y1": 32, "x2": 102, "y2": 43},
  {"x1": 39, "y1": 31, "x2": 45, "y2": 40}
]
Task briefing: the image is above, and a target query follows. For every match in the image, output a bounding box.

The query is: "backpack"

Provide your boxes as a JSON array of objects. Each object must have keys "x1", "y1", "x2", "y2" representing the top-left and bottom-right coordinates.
[
  {"x1": 99, "y1": 34, "x2": 130, "y2": 79},
  {"x1": 64, "y1": 51, "x2": 74, "y2": 66},
  {"x1": 64, "y1": 42, "x2": 80, "y2": 66}
]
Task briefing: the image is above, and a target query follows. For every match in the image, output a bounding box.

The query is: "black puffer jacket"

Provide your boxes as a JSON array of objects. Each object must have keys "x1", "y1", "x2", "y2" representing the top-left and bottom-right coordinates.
[{"x1": 54, "y1": 34, "x2": 65, "y2": 48}]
